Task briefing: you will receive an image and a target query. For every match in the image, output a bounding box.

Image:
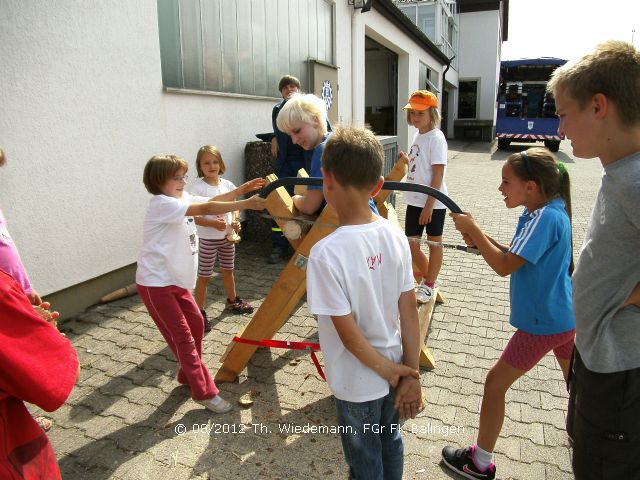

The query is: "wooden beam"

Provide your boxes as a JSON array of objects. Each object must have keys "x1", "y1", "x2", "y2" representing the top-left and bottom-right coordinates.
[
  {"x1": 417, "y1": 287, "x2": 439, "y2": 369},
  {"x1": 379, "y1": 193, "x2": 439, "y2": 370},
  {"x1": 216, "y1": 204, "x2": 339, "y2": 383},
  {"x1": 217, "y1": 159, "x2": 443, "y2": 382},
  {"x1": 374, "y1": 157, "x2": 408, "y2": 206}
]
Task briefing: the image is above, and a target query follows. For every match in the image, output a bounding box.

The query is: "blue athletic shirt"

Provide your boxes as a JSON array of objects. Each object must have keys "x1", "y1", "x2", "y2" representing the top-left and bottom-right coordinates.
[
  {"x1": 307, "y1": 133, "x2": 379, "y2": 214},
  {"x1": 508, "y1": 197, "x2": 574, "y2": 335},
  {"x1": 308, "y1": 134, "x2": 330, "y2": 190}
]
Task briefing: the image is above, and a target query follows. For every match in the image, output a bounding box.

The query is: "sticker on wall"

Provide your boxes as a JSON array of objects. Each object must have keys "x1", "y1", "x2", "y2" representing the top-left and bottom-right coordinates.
[{"x1": 321, "y1": 80, "x2": 333, "y2": 111}]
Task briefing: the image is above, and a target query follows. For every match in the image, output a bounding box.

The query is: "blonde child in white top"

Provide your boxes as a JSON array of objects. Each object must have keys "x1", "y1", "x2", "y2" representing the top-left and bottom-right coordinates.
[
  {"x1": 190, "y1": 145, "x2": 265, "y2": 330},
  {"x1": 399, "y1": 90, "x2": 449, "y2": 305}
]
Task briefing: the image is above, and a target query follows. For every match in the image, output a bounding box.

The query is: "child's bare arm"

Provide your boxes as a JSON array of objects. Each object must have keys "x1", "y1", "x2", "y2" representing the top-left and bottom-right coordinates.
[
  {"x1": 331, "y1": 313, "x2": 419, "y2": 387},
  {"x1": 212, "y1": 178, "x2": 267, "y2": 202},
  {"x1": 398, "y1": 290, "x2": 420, "y2": 370},
  {"x1": 186, "y1": 195, "x2": 266, "y2": 217},
  {"x1": 419, "y1": 164, "x2": 445, "y2": 225},
  {"x1": 450, "y1": 212, "x2": 524, "y2": 276},
  {"x1": 194, "y1": 216, "x2": 227, "y2": 231},
  {"x1": 293, "y1": 190, "x2": 324, "y2": 215},
  {"x1": 425, "y1": 164, "x2": 445, "y2": 209},
  {"x1": 394, "y1": 289, "x2": 424, "y2": 418},
  {"x1": 459, "y1": 231, "x2": 508, "y2": 253},
  {"x1": 484, "y1": 234, "x2": 509, "y2": 252}
]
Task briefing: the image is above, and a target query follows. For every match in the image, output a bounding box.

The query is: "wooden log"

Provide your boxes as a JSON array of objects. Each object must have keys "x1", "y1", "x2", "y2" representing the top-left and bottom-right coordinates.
[
  {"x1": 216, "y1": 204, "x2": 339, "y2": 383},
  {"x1": 100, "y1": 283, "x2": 137, "y2": 303}
]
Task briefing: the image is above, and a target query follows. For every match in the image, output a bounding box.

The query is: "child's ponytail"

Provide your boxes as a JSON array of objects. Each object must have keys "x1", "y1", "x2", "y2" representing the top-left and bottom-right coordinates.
[
  {"x1": 557, "y1": 161, "x2": 574, "y2": 274},
  {"x1": 557, "y1": 162, "x2": 572, "y2": 221}
]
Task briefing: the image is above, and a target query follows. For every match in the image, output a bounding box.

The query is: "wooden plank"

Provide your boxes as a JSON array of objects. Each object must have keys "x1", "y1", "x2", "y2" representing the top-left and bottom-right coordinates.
[
  {"x1": 293, "y1": 168, "x2": 309, "y2": 196},
  {"x1": 374, "y1": 157, "x2": 407, "y2": 206},
  {"x1": 383, "y1": 200, "x2": 438, "y2": 369},
  {"x1": 216, "y1": 205, "x2": 339, "y2": 383},
  {"x1": 417, "y1": 287, "x2": 439, "y2": 369},
  {"x1": 218, "y1": 162, "x2": 443, "y2": 382},
  {"x1": 420, "y1": 344, "x2": 436, "y2": 369}
]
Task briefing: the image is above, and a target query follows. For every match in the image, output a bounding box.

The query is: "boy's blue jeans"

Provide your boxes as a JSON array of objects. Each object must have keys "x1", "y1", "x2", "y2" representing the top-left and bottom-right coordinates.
[{"x1": 334, "y1": 389, "x2": 403, "y2": 480}]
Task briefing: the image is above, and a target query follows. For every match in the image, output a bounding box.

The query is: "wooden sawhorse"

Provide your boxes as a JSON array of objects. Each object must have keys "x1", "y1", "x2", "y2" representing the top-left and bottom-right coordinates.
[{"x1": 215, "y1": 161, "x2": 441, "y2": 382}]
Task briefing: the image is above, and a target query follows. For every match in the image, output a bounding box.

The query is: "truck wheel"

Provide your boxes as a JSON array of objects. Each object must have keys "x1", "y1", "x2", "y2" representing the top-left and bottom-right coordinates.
[
  {"x1": 497, "y1": 139, "x2": 510, "y2": 150},
  {"x1": 545, "y1": 140, "x2": 560, "y2": 152}
]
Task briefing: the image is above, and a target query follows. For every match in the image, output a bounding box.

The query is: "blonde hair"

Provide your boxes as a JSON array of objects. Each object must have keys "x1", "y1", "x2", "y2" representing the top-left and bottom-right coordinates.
[
  {"x1": 548, "y1": 41, "x2": 640, "y2": 125},
  {"x1": 195, "y1": 145, "x2": 226, "y2": 177},
  {"x1": 143, "y1": 155, "x2": 188, "y2": 195},
  {"x1": 276, "y1": 93, "x2": 328, "y2": 136},
  {"x1": 322, "y1": 125, "x2": 383, "y2": 190},
  {"x1": 405, "y1": 107, "x2": 441, "y2": 130}
]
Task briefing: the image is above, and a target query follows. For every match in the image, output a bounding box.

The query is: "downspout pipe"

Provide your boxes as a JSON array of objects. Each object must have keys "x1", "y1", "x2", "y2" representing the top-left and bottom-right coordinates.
[
  {"x1": 441, "y1": 55, "x2": 455, "y2": 137},
  {"x1": 441, "y1": 55, "x2": 455, "y2": 95},
  {"x1": 352, "y1": 8, "x2": 358, "y2": 125}
]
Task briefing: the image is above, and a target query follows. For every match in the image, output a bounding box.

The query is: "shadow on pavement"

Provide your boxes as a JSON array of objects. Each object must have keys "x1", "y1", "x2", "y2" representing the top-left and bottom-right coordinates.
[{"x1": 59, "y1": 383, "x2": 189, "y2": 478}]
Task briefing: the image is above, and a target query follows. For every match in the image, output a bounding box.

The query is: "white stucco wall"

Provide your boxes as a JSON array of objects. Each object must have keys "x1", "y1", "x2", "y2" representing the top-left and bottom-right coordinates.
[
  {"x1": 1, "y1": 1, "x2": 477, "y2": 297},
  {"x1": 0, "y1": 1, "x2": 274, "y2": 295},
  {"x1": 458, "y1": 10, "x2": 501, "y2": 122}
]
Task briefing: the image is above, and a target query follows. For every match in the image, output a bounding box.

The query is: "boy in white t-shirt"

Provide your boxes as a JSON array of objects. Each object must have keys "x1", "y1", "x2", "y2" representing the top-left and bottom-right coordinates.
[
  {"x1": 306, "y1": 126, "x2": 424, "y2": 480},
  {"x1": 136, "y1": 154, "x2": 265, "y2": 414},
  {"x1": 400, "y1": 90, "x2": 449, "y2": 305}
]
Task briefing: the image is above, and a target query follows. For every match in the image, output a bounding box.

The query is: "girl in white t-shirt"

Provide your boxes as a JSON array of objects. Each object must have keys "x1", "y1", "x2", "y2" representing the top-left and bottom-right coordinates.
[
  {"x1": 191, "y1": 145, "x2": 265, "y2": 330},
  {"x1": 399, "y1": 90, "x2": 449, "y2": 305},
  {"x1": 136, "y1": 154, "x2": 265, "y2": 413}
]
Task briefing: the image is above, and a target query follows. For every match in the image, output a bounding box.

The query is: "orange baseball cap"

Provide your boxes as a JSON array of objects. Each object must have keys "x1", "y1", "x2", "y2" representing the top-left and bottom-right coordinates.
[{"x1": 403, "y1": 90, "x2": 438, "y2": 111}]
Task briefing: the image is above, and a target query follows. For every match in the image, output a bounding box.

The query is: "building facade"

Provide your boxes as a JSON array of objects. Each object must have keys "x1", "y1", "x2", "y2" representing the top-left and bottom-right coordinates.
[
  {"x1": 396, "y1": 0, "x2": 509, "y2": 141},
  {"x1": 0, "y1": 0, "x2": 505, "y2": 317}
]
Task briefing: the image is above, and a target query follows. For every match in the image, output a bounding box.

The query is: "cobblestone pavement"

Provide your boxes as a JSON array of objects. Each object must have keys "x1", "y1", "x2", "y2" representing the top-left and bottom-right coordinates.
[{"x1": 36, "y1": 140, "x2": 602, "y2": 479}]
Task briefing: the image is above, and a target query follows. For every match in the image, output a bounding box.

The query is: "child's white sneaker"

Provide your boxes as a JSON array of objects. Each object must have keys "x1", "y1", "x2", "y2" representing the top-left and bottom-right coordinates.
[
  {"x1": 195, "y1": 395, "x2": 233, "y2": 413},
  {"x1": 416, "y1": 283, "x2": 434, "y2": 304}
]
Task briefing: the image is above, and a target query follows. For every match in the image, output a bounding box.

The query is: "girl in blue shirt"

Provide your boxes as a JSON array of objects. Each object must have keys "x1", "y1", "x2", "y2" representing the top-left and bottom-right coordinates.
[{"x1": 442, "y1": 148, "x2": 575, "y2": 480}]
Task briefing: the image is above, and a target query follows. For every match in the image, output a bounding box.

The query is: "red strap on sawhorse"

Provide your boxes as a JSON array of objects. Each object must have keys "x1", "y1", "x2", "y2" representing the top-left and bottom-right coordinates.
[{"x1": 232, "y1": 336, "x2": 326, "y2": 381}]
